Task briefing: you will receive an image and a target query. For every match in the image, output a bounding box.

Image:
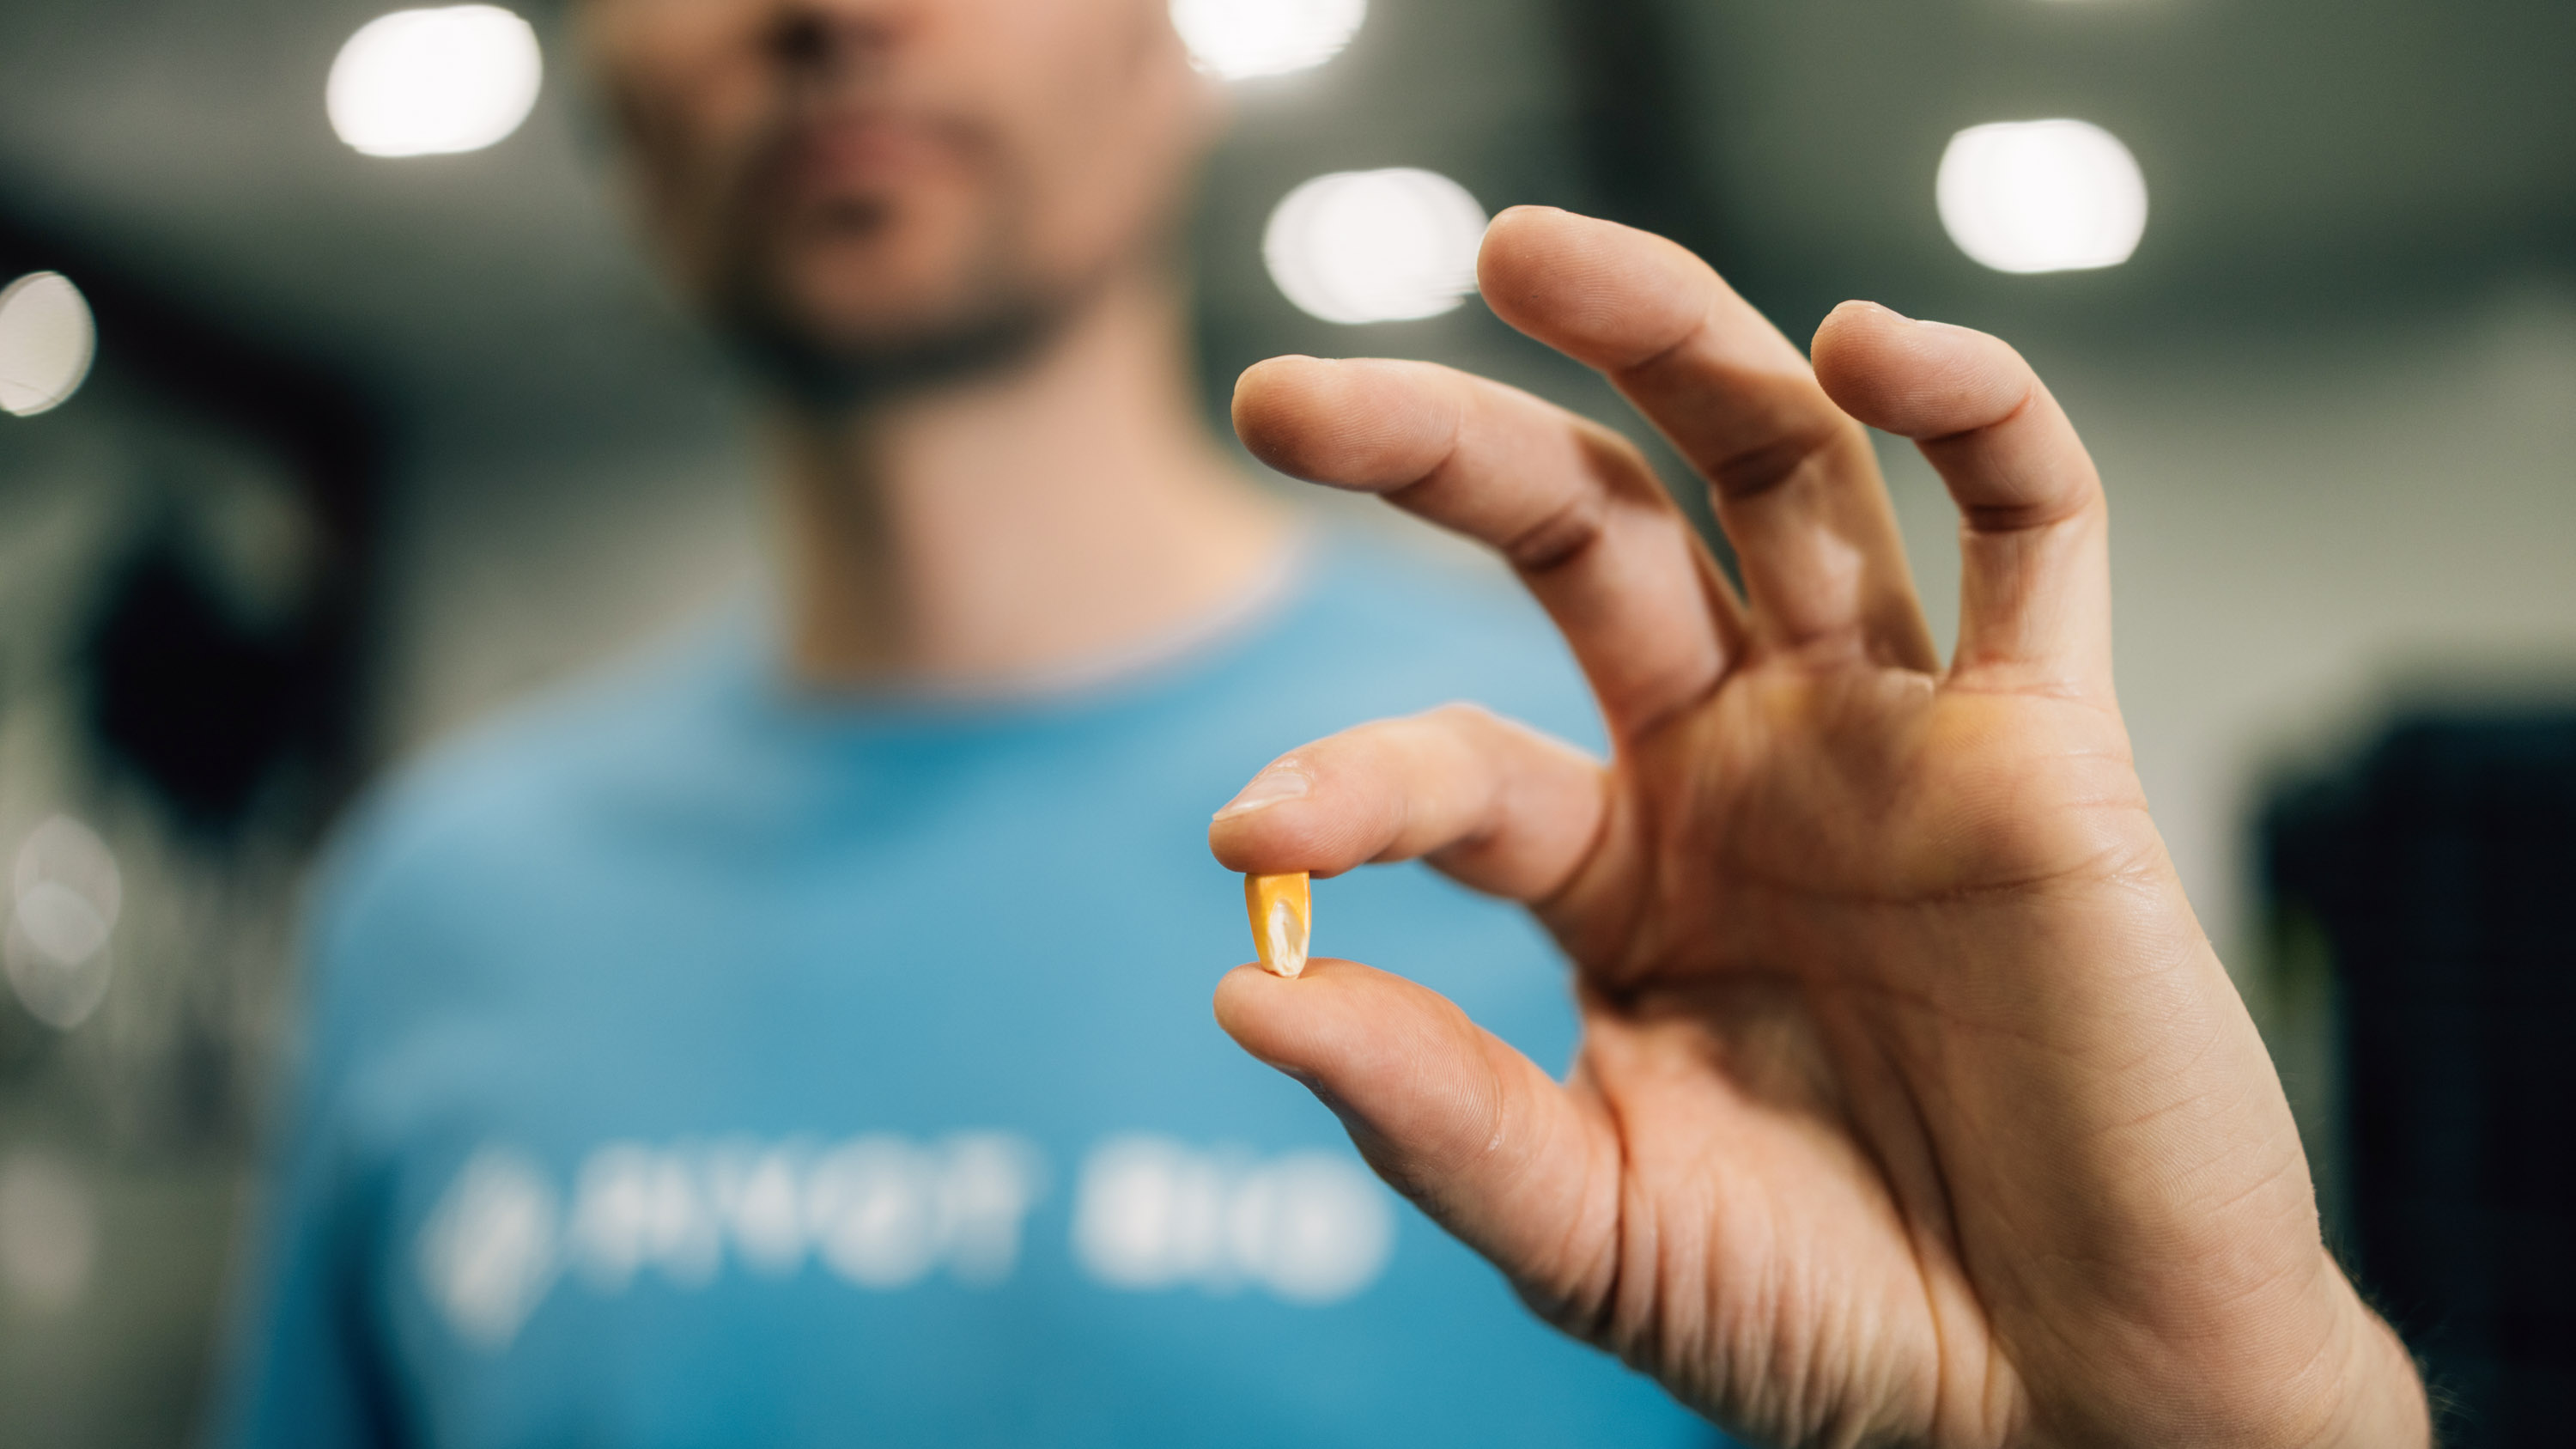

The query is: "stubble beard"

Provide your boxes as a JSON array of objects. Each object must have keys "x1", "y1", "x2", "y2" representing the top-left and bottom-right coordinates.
[{"x1": 708, "y1": 180, "x2": 1091, "y2": 415}]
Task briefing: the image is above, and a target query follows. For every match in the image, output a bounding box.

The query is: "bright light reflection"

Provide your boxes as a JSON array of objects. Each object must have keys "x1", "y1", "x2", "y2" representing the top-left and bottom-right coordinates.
[
  {"x1": 328, "y1": 5, "x2": 543, "y2": 158},
  {"x1": 4, "y1": 894, "x2": 112, "y2": 1032},
  {"x1": 5, "y1": 816, "x2": 119, "y2": 1032},
  {"x1": 0, "y1": 272, "x2": 96, "y2": 418},
  {"x1": 15, "y1": 816, "x2": 122, "y2": 929},
  {"x1": 1936, "y1": 119, "x2": 2148, "y2": 274},
  {"x1": 1263, "y1": 168, "x2": 1487, "y2": 325},
  {"x1": 1172, "y1": 0, "x2": 1365, "y2": 79}
]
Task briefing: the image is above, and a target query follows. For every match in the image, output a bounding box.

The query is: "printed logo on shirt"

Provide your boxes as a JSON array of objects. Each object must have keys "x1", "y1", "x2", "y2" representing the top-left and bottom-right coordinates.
[
  {"x1": 416, "y1": 1147, "x2": 562, "y2": 1350},
  {"x1": 1072, "y1": 1135, "x2": 1394, "y2": 1304},
  {"x1": 564, "y1": 1132, "x2": 1045, "y2": 1294},
  {"x1": 416, "y1": 1132, "x2": 1396, "y2": 1348}
]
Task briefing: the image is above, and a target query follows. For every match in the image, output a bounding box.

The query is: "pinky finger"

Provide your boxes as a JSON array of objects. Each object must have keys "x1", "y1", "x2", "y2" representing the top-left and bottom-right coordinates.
[{"x1": 1812, "y1": 303, "x2": 2113, "y2": 699}]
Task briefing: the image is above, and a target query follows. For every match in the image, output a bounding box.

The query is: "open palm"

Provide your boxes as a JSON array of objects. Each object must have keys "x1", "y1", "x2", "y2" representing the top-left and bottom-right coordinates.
[{"x1": 1208, "y1": 209, "x2": 2423, "y2": 1447}]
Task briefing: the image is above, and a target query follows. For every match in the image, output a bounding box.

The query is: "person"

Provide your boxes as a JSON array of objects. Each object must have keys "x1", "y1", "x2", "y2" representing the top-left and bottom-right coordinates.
[
  {"x1": 222, "y1": 0, "x2": 2438, "y2": 1443},
  {"x1": 217, "y1": 0, "x2": 1720, "y2": 1444},
  {"x1": 1205, "y1": 211, "x2": 2436, "y2": 1444}
]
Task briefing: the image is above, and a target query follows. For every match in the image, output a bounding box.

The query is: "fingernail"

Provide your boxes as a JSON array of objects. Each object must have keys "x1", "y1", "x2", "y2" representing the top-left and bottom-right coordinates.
[{"x1": 1214, "y1": 759, "x2": 1309, "y2": 819}]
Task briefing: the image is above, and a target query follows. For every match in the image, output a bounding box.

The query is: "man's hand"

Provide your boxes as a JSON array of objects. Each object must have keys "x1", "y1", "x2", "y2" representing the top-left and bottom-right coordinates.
[{"x1": 1206, "y1": 208, "x2": 2427, "y2": 1447}]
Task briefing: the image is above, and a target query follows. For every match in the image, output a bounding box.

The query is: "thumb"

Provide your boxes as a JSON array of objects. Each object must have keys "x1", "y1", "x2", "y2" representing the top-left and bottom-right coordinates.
[{"x1": 1212, "y1": 958, "x2": 1617, "y2": 1321}]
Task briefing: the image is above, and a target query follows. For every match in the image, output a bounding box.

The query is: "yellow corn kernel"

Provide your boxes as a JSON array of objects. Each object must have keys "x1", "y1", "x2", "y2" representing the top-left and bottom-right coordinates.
[{"x1": 1244, "y1": 871, "x2": 1311, "y2": 978}]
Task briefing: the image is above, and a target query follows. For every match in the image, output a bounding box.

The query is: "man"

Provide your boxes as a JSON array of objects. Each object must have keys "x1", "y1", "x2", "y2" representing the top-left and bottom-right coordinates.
[
  {"x1": 227, "y1": 0, "x2": 2436, "y2": 1445},
  {"x1": 221, "y1": 0, "x2": 1716, "y2": 1443}
]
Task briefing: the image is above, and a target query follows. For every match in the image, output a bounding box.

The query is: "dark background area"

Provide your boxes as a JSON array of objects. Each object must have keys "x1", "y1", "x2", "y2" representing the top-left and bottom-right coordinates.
[{"x1": 2266, "y1": 714, "x2": 2576, "y2": 1443}]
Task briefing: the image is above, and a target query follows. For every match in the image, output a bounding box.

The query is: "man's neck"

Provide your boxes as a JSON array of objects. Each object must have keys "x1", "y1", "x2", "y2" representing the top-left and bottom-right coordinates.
[{"x1": 769, "y1": 270, "x2": 1290, "y2": 689}]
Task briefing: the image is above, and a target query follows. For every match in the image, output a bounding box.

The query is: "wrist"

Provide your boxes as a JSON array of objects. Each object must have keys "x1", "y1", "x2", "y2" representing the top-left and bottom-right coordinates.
[{"x1": 2296, "y1": 1271, "x2": 2430, "y2": 1449}]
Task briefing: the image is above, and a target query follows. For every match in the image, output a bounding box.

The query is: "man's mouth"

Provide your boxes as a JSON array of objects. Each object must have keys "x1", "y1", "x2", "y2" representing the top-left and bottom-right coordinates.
[{"x1": 776, "y1": 110, "x2": 971, "y2": 205}]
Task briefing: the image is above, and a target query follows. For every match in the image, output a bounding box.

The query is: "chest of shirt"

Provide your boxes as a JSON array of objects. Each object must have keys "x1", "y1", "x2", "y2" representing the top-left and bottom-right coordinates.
[{"x1": 353, "y1": 843, "x2": 1598, "y2": 1403}]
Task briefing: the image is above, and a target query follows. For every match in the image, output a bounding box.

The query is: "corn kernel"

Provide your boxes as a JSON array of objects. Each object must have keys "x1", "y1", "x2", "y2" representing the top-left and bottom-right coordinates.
[{"x1": 1244, "y1": 871, "x2": 1311, "y2": 978}]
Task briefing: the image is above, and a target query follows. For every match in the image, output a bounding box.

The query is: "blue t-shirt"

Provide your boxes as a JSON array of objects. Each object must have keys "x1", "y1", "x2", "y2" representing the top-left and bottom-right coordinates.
[{"x1": 220, "y1": 532, "x2": 1724, "y2": 1448}]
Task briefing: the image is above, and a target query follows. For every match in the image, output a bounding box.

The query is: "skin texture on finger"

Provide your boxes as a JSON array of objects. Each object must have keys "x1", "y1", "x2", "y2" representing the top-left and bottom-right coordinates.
[
  {"x1": 1232, "y1": 356, "x2": 1740, "y2": 737},
  {"x1": 1214, "y1": 959, "x2": 1997, "y2": 1446},
  {"x1": 1208, "y1": 704, "x2": 1608, "y2": 903},
  {"x1": 1211, "y1": 959, "x2": 1625, "y2": 1343},
  {"x1": 1812, "y1": 303, "x2": 2114, "y2": 700},
  {"x1": 1476, "y1": 208, "x2": 1936, "y2": 672}
]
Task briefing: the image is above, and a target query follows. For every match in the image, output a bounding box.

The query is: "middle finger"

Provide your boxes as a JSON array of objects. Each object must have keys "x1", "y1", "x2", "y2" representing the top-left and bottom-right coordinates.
[
  {"x1": 1478, "y1": 207, "x2": 1937, "y2": 672},
  {"x1": 1233, "y1": 356, "x2": 1741, "y2": 739}
]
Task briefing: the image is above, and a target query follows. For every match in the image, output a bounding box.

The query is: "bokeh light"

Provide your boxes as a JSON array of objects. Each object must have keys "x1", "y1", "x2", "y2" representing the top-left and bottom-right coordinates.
[
  {"x1": 5, "y1": 816, "x2": 120, "y2": 1032},
  {"x1": 1171, "y1": 0, "x2": 1366, "y2": 80},
  {"x1": 1262, "y1": 167, "x2": 1487, "y2": 324},
  {"x1": 327, "y1": 5, "x2": 543, "y2": 158},
  {"x1": 1936, "y1": 119, "x2": 2148, "y2": 274},
  {"x1": 0, "y1": 1153, "x2": 96, "y2": 1313},
  {"x1": 15, "y1": 815, "x2": 124, "y2": 928},
  {"x1": 0, "y1": 272, "x2": 97, "y2": 418}
]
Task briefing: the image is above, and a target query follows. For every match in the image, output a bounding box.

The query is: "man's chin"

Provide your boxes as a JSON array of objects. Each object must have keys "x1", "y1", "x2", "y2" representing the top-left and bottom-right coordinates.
[
  {"x1": 789, "y1": 287, "x2": 1000, "y2": 348},
  {"x1": 718, "y1": 284, "x2": 1069, "y2": 411}
]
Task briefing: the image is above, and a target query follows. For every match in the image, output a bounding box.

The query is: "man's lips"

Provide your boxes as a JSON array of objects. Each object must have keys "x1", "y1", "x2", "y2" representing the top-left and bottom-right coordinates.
[{"x1": 775, "y1": 113, "x2": 969, "y2": 200}]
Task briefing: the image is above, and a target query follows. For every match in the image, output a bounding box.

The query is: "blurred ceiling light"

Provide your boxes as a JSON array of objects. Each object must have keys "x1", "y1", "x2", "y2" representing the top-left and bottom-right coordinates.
[
  {"x1": 0, "y1": 272, "x2": 96, "y2": 417},
  {"x1": 1263, "y1": 168, "x2": 1486, "y2": 325},
  {"x1": 1936, "y1": 119, "x2": 2148, "y2": 274},
  {"x1": 15, "y1": 816, "x2": 123, "y2": 931},
  {"x1": 3, "y1": 886, "x2": 112, "y2": 1031},
  {"x1": 1171, "y1": 0, "x2": 1365, "y2": 79},
  {"x1": 328, "y1": 5, "x2": 542, "y2": 158},
  {"x1": 5, "y1": 816, "x2": 120, "y2": 1032}
]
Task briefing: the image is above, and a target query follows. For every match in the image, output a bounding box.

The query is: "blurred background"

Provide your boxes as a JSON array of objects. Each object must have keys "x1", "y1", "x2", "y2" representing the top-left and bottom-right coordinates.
[{"x1": 0, "y1": 0, "x2": 2570, "y2": 1442}]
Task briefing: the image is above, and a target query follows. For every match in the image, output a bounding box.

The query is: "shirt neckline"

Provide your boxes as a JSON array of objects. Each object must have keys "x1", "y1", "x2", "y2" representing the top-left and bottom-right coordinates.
[{"x1": 738, "y1": 526, "x2": 1322, "y2": 730}]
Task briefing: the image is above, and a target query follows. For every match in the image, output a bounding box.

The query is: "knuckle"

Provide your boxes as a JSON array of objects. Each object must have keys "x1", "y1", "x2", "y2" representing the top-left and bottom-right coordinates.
[
  {"x1": 1704, "y1": 417, "x2": 1856, "y2": 502},
  {"x1": 1425, "y1": 700, "x2": 1503, "y2": 733},
  {"x1": 1503, "y1": 493, "x2": 1608, "y2": 574}
]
